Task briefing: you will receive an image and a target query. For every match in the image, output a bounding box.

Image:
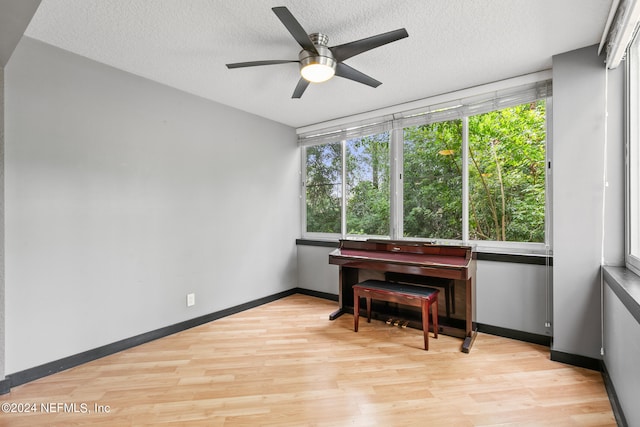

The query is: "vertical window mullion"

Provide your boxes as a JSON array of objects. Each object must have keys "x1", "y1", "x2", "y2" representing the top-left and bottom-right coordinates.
[
  {"x1": 300, "y1": 146, "x2": 307, "y2": 238},
  {"x1": 390, "y1": 127, "x2": 404, "y2": 239},
  {"x1": 545, "y1": 96, "x2": 554, "y2": 249},
  {"x1": 462, "y1": 117, "x2": 469, "y2": 243},
  {"x1": 341, "y1": 139, "x2": 347, "y2": 238}
]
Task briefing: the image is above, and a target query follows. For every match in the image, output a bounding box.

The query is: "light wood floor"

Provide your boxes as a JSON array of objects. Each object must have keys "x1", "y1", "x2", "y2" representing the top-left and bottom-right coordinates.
[{"x1": 0, "y1": 294, "x2": 616, "y2": 426}]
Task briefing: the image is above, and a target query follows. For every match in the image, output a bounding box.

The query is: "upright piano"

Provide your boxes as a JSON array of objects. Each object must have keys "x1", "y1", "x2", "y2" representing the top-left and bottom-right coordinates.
[{"x1": 329, "y1": 239, "x2": 477, "y2": 352}]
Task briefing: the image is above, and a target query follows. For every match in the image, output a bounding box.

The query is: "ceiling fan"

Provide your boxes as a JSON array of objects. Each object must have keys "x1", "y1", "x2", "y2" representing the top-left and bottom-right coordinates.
[{"x1": 226, "y1": 6, "x2": 409, "y2": 98}]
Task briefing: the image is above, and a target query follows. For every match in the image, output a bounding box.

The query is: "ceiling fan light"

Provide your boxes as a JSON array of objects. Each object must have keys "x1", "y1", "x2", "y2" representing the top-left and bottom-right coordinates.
[
  {"x1": 299, "y1": 40, "x2": 336, "y2": 84},
  {"x1": 301, "y1": 62, "x2": 335, "y2": 83}
]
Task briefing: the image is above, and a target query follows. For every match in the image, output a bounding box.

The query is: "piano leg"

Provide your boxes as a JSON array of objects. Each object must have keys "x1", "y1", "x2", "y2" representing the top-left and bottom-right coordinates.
[
  {"x1": 329, "y1": 308, "x2": 345, "y2": 320},
  {"x1": 461, "y1": 276, "x2": 477, "y2": 353},
  {"x1": 462, "y1": 328, "x2": 478, "y2": 353},
  {"x1": 329, "y1": 266, "x2": 357, "y2": 321}
]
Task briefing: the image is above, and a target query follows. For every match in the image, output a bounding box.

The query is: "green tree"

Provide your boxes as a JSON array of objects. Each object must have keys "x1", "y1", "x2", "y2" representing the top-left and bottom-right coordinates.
[
  {"x1": 468, "y1": 101, "x2": 546, "y2": 242},
  {"x1": 403, "y1": 120, "x2": 463, "y2": 239},
  {"x1": 305, "y1": 143, "x2": 342, "y2": 233},
  {"x1": 346, "y1": 133, "x2": 390, "y2": 235}
]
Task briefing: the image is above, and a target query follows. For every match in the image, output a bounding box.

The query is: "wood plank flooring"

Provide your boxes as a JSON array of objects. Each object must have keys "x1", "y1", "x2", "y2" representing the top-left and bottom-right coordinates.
[{"x1": 0, "y1": 294, "x2": 616, "y2": 426}]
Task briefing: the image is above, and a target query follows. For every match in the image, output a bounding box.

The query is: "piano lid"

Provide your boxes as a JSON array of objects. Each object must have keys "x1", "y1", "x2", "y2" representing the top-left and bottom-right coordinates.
[{"x1": 337, "y1": 239, "x2": 472, "y2": 259}]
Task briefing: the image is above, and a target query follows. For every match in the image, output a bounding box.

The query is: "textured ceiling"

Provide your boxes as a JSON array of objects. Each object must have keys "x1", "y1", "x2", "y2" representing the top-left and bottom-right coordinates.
[{"x1": 24, "y1": 0, "x2": 613, "y2": 128}]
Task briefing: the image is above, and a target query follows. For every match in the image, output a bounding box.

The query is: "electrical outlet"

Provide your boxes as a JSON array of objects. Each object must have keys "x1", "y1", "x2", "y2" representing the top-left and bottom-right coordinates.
[{"x1": 187, "y1": 293, "x2": 195, "y2": 307}]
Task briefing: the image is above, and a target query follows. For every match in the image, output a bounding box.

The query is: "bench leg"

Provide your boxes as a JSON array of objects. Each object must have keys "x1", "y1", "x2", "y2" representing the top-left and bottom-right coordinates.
[
  {"x1": 421, "y1": 300, "x2": 429, "y2": 350},
  {"x1": 432, "y1": 298, "x2": 438, "y2": 339},
  {"x1": 366, "y1": 297, "x2": 371, "y2": 323},
  {"x1": 354, "y1": 291, "x2": 360, "y2": 332},
  {"x1": 421, "y1": 297, "x2": 439, "y2": 351}
]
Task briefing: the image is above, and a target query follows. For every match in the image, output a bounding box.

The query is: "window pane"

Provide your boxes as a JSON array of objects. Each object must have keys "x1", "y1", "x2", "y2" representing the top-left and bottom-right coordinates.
[
  {"x1": 305, "y1": 143, "x2": 342, "y2": 233},
  {"x1": 346, "y1": 133, "x2": 390, "y2": 235},
  {"x1": 468, "y1": 101, "x2": 546, "y2": 242},
  {"x1": 403, "y1": 121, "x2": 463, "y2": 239}
]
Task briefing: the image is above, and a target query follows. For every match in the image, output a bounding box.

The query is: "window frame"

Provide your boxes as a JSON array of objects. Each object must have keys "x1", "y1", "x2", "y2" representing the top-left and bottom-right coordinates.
[
  {"x1": 626, "y1": 32, "x2": 640, "y2": 275},
  {"x1": 299, "y1": 79, "x2": 552, "y2": 255},
  {"x1": 302, "y1": 132, "x2": 393, "y2": 241},
  {"x1": 399, "y1": 118, "x2": 464, "y2": 241}
]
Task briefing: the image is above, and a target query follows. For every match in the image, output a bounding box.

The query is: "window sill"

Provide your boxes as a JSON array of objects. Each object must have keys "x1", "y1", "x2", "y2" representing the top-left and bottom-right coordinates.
[
  {"x1": 295, "y1": 238, "x2": 553, "y2": 266},
  {"x1": 602, "y1": 266, "x2": 640, "y2": 325}
]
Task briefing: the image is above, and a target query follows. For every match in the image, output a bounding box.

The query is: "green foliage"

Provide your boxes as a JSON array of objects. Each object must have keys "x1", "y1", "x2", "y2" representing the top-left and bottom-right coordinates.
[
  {"x1": 305, "y1": 143, "x2": 341, "y2": 233},
  {"x1": 346, "y1": 133, "x2": 390, "y2": 235},
  {"x1": 403, "y1": 120, "x2": 463, "y2": 239},
  {"x1": 468, "y1": 101, "x2": 546, "y2": 242}
]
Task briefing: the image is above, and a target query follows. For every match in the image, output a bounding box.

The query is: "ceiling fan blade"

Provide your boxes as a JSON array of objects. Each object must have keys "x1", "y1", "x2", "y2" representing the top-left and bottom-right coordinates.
[
  {"x1": 330, "y1": 28, "x2": 409, "y2": 62},
  {"x1": 272, "y1": 7, "x2": 318, "y2": 54},
  {"x1": 292, "y1": 78, "x2": 310, "y2": 98},
  {"x1": 335, "y1": 63, "x2": 382, "y2": 88},
  {"x1": 291, "y1": 77, "x2": 309, "y2": 98},
  {"x1": 226, "y1": 60, "x2": 298, "y2": 69}
]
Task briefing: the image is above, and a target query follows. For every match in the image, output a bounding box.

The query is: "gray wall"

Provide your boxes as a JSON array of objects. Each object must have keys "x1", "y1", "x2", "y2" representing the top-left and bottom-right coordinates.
[
  {"x1": 476, "y1": 261, "x2": 551, "y2": 336},
  {"x1": 604, "y1": 280, "x2": 640, "y2": 426},
  {"x1": 552, "y1": 45, "x2": 625, "y2": 359},
  {"x1": 0, "y1": 0, "x2": 41, "y2": 387},
  {"x1": 296, "y1": 245, "x2": 339, "y2": 295},
  {"x1": 4, "y1": 38, "x2": 299, "y2": 374},
  {"x1": 603, "y1": 281, "x2": 640, "y2": 427},
  {"x1": 1, "y1": 64, "x2": 5, "y2": 382}
]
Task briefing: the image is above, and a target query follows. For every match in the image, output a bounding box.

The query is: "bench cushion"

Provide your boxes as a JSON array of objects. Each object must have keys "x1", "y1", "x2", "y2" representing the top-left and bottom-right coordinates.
[{"x1": 354, "y1": 279, "x2": 438, "y2": 298}]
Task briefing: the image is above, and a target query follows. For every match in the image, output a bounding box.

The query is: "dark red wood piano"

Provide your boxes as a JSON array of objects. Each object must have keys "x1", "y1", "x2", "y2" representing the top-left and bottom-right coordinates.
[{"x1": 329, "y1": 239, "x2": 477, "y2": 352}]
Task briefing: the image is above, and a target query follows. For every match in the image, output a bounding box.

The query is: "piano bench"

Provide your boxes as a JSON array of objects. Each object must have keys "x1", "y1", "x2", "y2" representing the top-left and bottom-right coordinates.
[
  {"x1": 353, "y1": 279, "x2": 439, "y2": 351},
  {"x1": 385, "y1": 272, "x2": 455, "y2": 318}
]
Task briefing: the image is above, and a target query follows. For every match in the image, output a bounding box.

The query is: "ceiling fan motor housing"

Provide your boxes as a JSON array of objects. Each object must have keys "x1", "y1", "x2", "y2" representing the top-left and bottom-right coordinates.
[{"x1": 298, "y1": 33, "x2": 336, "y2": 76}]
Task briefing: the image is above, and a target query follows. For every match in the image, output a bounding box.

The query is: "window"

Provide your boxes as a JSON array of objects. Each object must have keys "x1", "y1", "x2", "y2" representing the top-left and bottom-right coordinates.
[
  {"x1": 345, "y1": 133, "x2": 390, "y2": 236},
  {"x1": 627, "y1": 33, "x2": 640, "y2": 273},
  {"x1": 303, "y1": 132, "x2": 390, "y2": 237},
  {"x1": 403, "y1": 120, "x2": 463, "y2": 240},
  {"x1": 300, "y1": 80, "x2": 550, "y2": 250},
  {"x1": 468, "y1": 102, "x2": 547, "y2": 243},
  {"x1": 305, "y1": 142, "x2": 341, "y2": 234}
]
